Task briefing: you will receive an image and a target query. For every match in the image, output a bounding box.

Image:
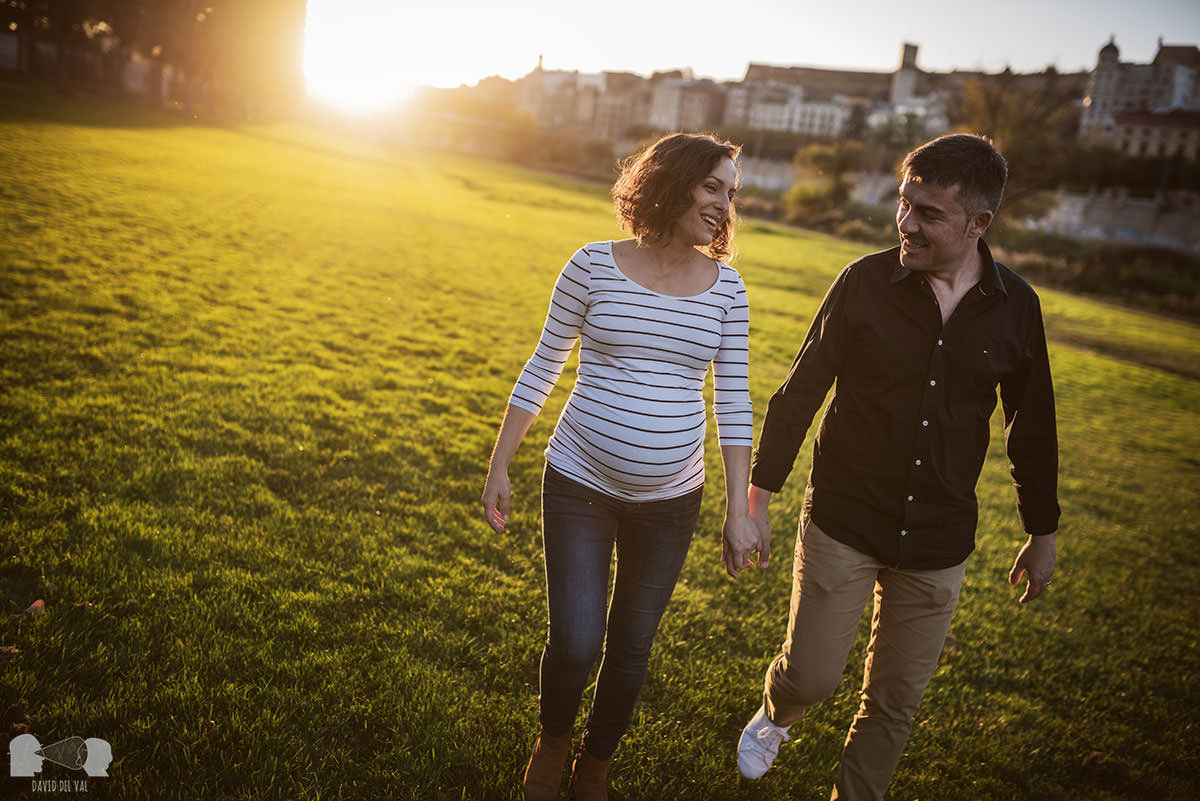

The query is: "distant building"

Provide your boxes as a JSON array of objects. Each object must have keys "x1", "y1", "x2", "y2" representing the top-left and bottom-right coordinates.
[
  {"x1": 721, "y1": 83, "x2": 754, "y2": 128},
  {"x1": 506, "y1": 44, "x2": 1091, "y2": 190},
  {"x1": 791, "y1": 99, "x2": 853, "y2": 137},
  {"x1": 743, "y1": 83, "x2": 804, "y2": 130},
  {"x1": 594, "y1": 72, "x2": 650, "y2": 141},
  {"x1": 649, "y1": 78, "x2": 724, "y2": 132},
  {"x1": 517, "y1": 57, "x2": 583, "y2": 130},
  {"x1": 515, "y1": 59, "x2": 652, "y2": 143},
  {"x1": 742, "y1": 62, "x2": 891, "y2": 102},
  {"x1": 1112, "y1": 109, "x2": 1200, "y2": 160},
  {"x1": 1080, "y1": 38, "x2": 1200, "y2": 149},
  {"x1": 513, "y1": 44, "x2": 1080, "y2": 148}
]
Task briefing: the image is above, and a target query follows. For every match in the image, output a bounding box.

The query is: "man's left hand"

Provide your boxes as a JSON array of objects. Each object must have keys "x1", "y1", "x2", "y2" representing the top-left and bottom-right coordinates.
[
  {"x1": 722, "y1": 513, "x2": 768, "y2": 579},
  {"x1": 1008, "y1": 532, "x2": 1057, "y2": 604}
]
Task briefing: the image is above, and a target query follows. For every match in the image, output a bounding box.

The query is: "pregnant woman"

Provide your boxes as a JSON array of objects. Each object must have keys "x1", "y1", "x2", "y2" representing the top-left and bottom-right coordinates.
[{"x1": 481, "y1": 132, "x2": 766, "y2": 801}]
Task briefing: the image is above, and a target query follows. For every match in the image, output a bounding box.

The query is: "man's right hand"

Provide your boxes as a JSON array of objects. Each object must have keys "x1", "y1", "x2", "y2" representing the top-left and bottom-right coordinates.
[
  {"x1": 747, "y1": 484, "x2": 774, "y2": 555},
  {"x1": 1009, "y1": 532, "x2": 1056, "y2": 603}
]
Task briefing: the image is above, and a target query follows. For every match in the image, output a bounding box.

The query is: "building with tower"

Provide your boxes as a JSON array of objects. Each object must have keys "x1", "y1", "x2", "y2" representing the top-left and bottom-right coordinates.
[
  {"x1": 890, "y1": 43, "x2": 919, "y2": 104},
  {"x1": 1080, "y1": 38, "x2": 1200, "y2": 158}
]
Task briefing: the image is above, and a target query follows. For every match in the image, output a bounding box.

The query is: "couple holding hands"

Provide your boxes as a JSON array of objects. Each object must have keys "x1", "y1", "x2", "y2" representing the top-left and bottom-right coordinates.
[{"x1": 481, "y1": 131, "x2": 1059, "y2": 801}]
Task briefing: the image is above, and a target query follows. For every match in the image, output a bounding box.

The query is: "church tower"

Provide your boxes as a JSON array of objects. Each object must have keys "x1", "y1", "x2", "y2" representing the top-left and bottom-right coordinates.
[{"x1": 890, "y1": 43, "x2": 919, "y2": 104}]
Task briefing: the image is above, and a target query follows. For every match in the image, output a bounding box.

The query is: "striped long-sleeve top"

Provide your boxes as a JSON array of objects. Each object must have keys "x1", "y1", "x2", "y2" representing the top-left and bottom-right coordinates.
[{"x1": 509, "y1": 240, "x2": 753, "y2": 502}]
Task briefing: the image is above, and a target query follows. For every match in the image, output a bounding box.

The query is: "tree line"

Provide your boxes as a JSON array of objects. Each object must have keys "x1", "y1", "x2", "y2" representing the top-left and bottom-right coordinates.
[{"x1": 2, "y1": 1, "x2": 306, "y2": 116}]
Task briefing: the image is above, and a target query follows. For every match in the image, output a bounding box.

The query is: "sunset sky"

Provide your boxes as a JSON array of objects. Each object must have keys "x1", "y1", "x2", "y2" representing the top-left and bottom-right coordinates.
[{"x1": 304, "y1": 0, "x2": 1200, "y2": 112}]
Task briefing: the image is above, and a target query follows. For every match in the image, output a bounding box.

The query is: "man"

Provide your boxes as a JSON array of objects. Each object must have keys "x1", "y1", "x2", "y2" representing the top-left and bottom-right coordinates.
[{"x1": 733, "y1": 134, "x2": 1059, "y2": 800}]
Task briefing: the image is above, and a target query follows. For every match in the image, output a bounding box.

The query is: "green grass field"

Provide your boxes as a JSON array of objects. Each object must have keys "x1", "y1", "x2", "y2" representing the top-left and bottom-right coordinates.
[{"x1": 2, "y1": 80, "x2": 1199, "y2": 800}]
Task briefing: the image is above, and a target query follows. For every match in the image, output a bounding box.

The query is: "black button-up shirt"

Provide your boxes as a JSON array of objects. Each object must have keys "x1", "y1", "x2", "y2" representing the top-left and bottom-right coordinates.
[{"x1": 751, "y1": 242, "x2": 1060, "y2": 569}]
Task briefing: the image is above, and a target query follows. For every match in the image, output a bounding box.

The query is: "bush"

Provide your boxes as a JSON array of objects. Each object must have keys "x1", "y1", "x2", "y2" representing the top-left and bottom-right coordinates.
[
  {"x1": 735, "y1": 195, "x2": 783, "y2": 220},
  {"x1": 835, "y1": 219, "x2": 893, "y2": 246},
  {"x1": 781, "y1": 184, "x2": 894, "y2": 245},
  {"x1": 998, "y1": 243, "x2": 1200, "y2": 319},
  {"x1": 784, "y1": 181, "x2": 833, "y2": 213}
]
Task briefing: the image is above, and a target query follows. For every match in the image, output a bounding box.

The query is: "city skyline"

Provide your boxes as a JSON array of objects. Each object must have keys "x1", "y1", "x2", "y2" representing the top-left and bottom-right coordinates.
[{"x1": 305, "y1": 0, "x2": 1200, "y2": 112}]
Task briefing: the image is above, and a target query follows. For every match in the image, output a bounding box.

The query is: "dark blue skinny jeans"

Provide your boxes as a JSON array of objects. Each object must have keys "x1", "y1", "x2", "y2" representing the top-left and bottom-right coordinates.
[{"x1": 538, "y1": 463, "x2": 702, "y2": 760}]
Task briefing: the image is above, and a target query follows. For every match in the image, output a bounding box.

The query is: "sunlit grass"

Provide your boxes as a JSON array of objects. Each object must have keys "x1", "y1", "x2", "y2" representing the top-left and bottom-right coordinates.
[{"x1": 2, "y1": 80, "x2": 1198, "y2": 800}]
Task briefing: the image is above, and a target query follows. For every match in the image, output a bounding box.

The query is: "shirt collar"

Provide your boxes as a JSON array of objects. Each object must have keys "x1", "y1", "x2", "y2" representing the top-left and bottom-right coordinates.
[{"x1": 889, "y1": 239, "x2": 1009, "y2": 298}]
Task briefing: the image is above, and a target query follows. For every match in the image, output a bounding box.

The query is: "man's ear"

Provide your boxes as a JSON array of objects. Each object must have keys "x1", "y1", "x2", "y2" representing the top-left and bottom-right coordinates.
[{"x1": 967, "y1": 209, "x2": 994, "y2": 238}]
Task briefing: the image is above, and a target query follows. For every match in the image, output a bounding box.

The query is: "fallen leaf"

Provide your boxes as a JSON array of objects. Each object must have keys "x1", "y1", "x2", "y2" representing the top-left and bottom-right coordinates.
[
  {"x1": 115, "y1": 599, "x2": 139, "y2": 616},
  {"x1": 24, "y1": 600, "x2": 44, "y2": 616},
  {"x1": 6, "y1": 700, "x2": 32, "y2": 737},
  {"x1": 0, "y1": 645, "x2": 19, "y2": 667}
]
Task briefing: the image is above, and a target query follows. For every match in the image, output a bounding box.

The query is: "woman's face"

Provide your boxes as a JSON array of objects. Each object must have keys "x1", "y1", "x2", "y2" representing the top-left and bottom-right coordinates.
[{"x1": 671, "y1": 157, "x2": 738, "y2": 248}]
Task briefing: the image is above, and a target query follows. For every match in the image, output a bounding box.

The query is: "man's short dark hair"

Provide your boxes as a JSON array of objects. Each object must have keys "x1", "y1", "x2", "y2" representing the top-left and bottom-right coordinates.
[{"x1": 900, "y1": 134, "x2": 1008, "y2": 219}]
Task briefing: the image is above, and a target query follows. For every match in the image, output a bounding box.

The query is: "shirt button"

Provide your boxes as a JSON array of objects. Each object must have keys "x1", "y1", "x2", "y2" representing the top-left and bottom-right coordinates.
[
  {"x1": 929, "y1": 379, "x2": 937, "y2": 387},
  {"x1": 915, "y1": 459, "x2": 922, "y2": 466},
  {"x1": 922, "y1": 420, "x2": 929, "y2": 427},
  {"x1": 900, "y1": 530, "x2": 908, "y2": 537},
  {"x1": 937, "y1": 339, "x2": 943, "y2": 346},
  {"x1": 907, "y1": 495, "x2": 914, "y2": 501}
]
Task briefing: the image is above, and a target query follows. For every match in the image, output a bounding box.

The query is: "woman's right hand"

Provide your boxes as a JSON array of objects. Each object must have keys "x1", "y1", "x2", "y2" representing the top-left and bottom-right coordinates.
[
  {"x1": 481, "y1": 467, "x2": 511, "y2": 534},
  {"x1": 481, "y1": 405, "x2": 536, "y2": 535}
]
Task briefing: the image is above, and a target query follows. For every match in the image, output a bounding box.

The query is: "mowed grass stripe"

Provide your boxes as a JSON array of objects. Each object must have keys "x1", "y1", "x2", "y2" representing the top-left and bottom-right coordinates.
[{"x1": 2, "y1": 81, "x2": 1198, "y2": 800}]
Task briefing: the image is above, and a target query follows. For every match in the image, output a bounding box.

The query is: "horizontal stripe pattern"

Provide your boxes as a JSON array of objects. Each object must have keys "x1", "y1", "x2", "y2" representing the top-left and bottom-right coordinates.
[{"x1": 509, "y1": 240, "x2": 752, "y2": 501}]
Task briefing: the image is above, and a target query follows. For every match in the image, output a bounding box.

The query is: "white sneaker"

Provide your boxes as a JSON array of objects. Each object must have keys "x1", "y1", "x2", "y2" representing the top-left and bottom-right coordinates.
[{"x1": 737, "y1": 704, "x2": 791, "y2": 780}]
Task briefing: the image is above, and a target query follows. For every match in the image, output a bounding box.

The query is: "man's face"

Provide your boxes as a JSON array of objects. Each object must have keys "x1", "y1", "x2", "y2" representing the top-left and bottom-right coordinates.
[{"x1": 895, "y1": 176, "x2": 980, "y2": 274}]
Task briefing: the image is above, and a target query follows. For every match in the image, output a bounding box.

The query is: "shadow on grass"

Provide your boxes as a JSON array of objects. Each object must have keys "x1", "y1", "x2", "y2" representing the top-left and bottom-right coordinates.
[
  {"x1": 1048, "y1": 329, "x2": 1200, "y2": 382},
  {"x1": 0, "y1": 76, "x2": 190, "y2": 129},
  {"x1": 0, "y1": 76, "x2": 438, "y2": 183}
]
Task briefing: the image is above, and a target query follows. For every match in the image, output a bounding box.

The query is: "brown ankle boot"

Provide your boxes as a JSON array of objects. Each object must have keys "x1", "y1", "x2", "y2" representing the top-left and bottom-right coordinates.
[
  {"x1": 522, "y1": 729, "x2": 572, "y2": 801},
  {"x1": 569, "y1": 750, "x2": 610, "y2": 801}
]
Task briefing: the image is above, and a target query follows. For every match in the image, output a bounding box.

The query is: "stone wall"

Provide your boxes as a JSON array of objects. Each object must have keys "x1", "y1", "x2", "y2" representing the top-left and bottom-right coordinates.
[{"x1": 1034, "y1": 189, "x2": 1200, "y2": 252}]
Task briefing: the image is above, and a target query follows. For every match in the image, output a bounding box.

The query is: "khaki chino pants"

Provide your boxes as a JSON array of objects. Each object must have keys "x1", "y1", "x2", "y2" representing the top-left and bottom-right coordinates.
[{"x1": 763, "y1": 518, "x2": 967, "y2": 801}]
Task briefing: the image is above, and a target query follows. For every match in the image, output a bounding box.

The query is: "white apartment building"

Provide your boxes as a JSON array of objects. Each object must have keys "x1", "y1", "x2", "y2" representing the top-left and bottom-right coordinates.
[
  {"x1": 749, "y1": 97, "x2": 852, "y2": 137},
  {"x1": 727, "y1": 82, "x2": 853, "y2": 138}
]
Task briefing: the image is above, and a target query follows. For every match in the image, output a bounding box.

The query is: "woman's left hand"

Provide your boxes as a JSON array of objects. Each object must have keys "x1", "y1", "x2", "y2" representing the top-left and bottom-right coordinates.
[{"x1": 722, "y1": 513, "x2": 769, "y2": 579}]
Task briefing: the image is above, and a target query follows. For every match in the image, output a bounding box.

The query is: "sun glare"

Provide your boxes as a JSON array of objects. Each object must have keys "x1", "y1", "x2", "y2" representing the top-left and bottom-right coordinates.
[
  {"x1": 304, "y1": 1, "x2": 540, "y2": 115},
  {"x1": 304, "y1": 3, "x2": 415, "y2": 113}
]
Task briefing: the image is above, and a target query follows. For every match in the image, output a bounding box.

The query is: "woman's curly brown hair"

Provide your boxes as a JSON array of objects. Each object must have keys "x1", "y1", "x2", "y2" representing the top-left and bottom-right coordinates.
[{"x1": 611, "y1": 132, "x2": 741, "y2": 261}]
